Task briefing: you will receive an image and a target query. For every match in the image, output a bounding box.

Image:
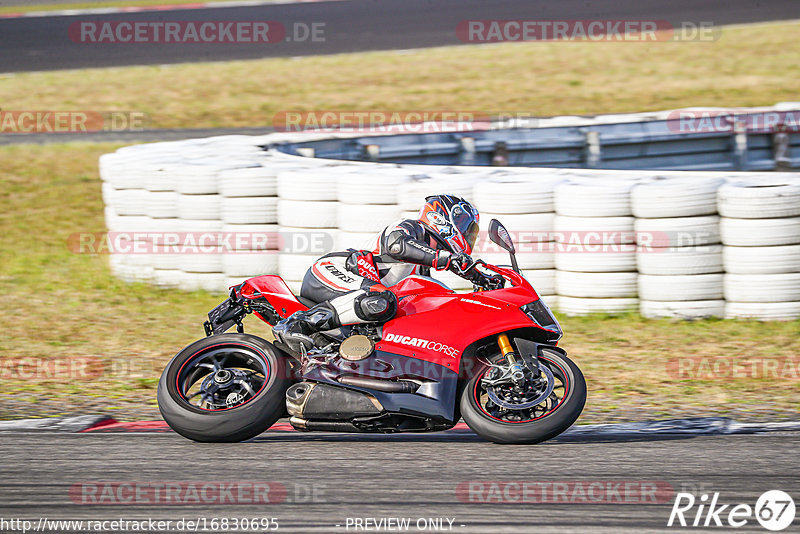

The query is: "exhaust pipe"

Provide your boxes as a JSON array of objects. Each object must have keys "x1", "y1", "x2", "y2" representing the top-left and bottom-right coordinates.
[
  {"x1": 289, "y1": 416, "x2": 363, "y2": 433},
  {"x1": 337, "y1": 376, "x2": 418, "y2": 393}
]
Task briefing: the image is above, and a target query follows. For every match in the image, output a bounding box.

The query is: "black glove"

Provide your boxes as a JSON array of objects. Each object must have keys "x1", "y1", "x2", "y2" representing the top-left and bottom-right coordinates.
[
  {"x1": 484, "y1": 274, "x2": 505, "y2": 290},
  {"x1": 465, "y1": 269, "x2": 502, "y2": 289},
  {"x1": 447, "y1": 252, "x2": 475, "y2": 276}
]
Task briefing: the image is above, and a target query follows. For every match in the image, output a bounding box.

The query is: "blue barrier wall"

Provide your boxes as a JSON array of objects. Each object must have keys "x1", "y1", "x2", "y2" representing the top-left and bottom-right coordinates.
[{"x1": 274, "y1": 111, "x2": 800, "y2": 171}]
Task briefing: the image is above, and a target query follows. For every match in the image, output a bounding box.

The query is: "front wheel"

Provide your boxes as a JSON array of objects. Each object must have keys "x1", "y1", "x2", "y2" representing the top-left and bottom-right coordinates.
[
  {"x1": 460, "y1": 348, "x2": 586, "y2": 444},
  {"x1": 157, "y1": 333, "x2": 293, "y2": 442}
]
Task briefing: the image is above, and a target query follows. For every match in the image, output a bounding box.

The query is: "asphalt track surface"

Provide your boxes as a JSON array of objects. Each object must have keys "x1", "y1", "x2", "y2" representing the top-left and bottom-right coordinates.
[
  {"x1": 1, "y1": 430, "x2": 798, "y2": 533},
  {"x1": 2, "y1": 0, "x2": 800, "y2": 72}
]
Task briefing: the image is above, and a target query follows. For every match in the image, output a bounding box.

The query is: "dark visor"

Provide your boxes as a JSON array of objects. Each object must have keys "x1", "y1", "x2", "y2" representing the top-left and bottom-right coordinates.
[{"x1": 452, "y1": 204, "x2": 479, "y2": 248}]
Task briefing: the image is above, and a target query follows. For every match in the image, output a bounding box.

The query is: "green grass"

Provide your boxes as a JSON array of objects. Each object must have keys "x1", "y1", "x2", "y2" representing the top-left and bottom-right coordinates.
[
  {"x1": 0, "y1": 23, "x2": 798, "y2": 129},
  {"x1": 1, "y1": 144, "x2": 798, "y2": 422}
]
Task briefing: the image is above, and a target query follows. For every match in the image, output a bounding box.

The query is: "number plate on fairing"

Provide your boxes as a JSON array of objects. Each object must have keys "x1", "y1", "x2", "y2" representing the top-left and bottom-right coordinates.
[{"x1": 207, "y1": 299, "x2": 237, "y2": 335}]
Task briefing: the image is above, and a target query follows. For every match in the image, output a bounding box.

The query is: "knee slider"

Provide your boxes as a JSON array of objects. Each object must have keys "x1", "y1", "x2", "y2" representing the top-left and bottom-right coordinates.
[{"x1": 353, "y1": 290, "x2": 397, "y2": 323}]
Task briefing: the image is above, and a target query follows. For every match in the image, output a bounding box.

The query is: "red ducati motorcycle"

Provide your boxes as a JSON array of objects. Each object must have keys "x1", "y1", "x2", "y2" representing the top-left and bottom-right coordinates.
[{"x1": 158, "y1": 220, "x2": 586, "y2": 444}]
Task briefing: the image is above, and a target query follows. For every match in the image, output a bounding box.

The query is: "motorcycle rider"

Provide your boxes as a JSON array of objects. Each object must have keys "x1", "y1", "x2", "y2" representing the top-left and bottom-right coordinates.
[{"x1": 273, "y1": 194, "x2": 487, "y2": 352}]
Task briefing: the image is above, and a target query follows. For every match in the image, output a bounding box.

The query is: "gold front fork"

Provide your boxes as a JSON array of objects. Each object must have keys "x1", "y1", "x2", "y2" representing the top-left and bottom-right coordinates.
[
  {"x1": 497, "y1": 333, "x2": 517, "y2": 363},
  {"x1": 498, "y1": 333, "x2": 526, "y2": 385}
]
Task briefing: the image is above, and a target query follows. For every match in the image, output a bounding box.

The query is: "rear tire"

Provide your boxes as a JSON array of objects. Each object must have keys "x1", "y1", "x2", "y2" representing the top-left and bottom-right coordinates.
[
  {"x1": 460, "y1": 348, "x2": 586, "y2": 444},
  {"x1": 157, "y1": 333, "x2": 293, "y2": 442}
]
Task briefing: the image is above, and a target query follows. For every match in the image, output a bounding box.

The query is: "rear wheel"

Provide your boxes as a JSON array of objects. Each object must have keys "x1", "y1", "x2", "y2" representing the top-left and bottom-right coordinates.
[
  {"x1": 460, "y1": 348, "x2": 586, "y2": 444},
  {"x1": 157, "y1": 333, "x2": 293, "y2": 442}
]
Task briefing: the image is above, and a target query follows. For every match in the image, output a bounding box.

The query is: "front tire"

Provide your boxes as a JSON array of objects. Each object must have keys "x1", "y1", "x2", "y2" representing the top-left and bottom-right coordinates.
[
  {"x1": 460, "y1": 348, "x2": 586, "y2": 444},
  {"x1": 157, "y1": 333, "x2": 293, "y2": 442}
]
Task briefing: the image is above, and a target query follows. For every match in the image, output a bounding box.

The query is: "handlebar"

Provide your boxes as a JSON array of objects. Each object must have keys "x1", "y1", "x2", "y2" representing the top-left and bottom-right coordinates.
[{"x1": 463, "y1": 259, "x2": 506, "y2": 291}]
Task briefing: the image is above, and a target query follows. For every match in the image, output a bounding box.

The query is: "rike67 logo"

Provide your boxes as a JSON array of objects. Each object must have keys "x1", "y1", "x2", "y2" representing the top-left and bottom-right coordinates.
[{"x1": 668, "y1": 490, "x2": 796, "y2": 531}]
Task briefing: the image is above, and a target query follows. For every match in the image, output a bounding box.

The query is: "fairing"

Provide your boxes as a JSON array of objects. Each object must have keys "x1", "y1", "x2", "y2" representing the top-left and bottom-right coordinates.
[
  {"x1": 238, "y1": 275, "x2": 308, "y2": 322},
  {"x1": 379, "y1": 267, "x2": 548, "y2": 373}
]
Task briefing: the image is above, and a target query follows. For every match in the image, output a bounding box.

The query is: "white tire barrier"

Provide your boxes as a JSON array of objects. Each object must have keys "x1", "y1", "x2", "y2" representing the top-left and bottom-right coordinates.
[
  {"x1": 631, "y1": 177, "x2": 723, "y2": 217},
  {"x1": 222, "y1": 197, "x2": 278, "y2": 224},
  {"x1": 479, "y1": 250, "x2": 555, "y2": 270},
  {"x1": 278, "y1": 200, "x2": 338, "y2": 228},
  {"x1": 177, "y1": 248, "x2": 224, "y2": 273},
  {"x1": 634, "y1": 215, "x2": 720, "y2": 248},
  {"x1": 99, "y1": 135, "x2": 800, "y2": 316},
  {"x1": 553, "y1": 215, "x2": 635, "y2": 244},
  {"x1": 279, "y1": 226, "x2": 339, "y2": 256},
  {"x1": 337, "y1": 231, "x2": 378, "y2": 251},
  {"x1": 145, "y1": 191, "x2": 179, "y2": 219},
  {"x1": 555, "y1": 180, "x2": 634, "y2": 217},
  {"x1": 337, "y1": 171, "x2": 411, "y2": 204},
  {"x1": 482, "y1": 212, "x2": 555, "y2": 241},
  {"x1": 219, "y1": 167, "x2": 278, "y2": 197},
  {"x1": 178, "y1": 272, "x2": 227, "y2": 293},
  {"x1": 278, "y1": 254, "x2": 318, "y2": 283},
  {"x1": 431, "y1": 270, "x2": 473, "y2": 291},
  {"x1": 222, "y1": 252, "x2": 279, "y2": 277},
  {"x1": 177, "y1": 194, "x2": 221, "y2": 220},
  {"x1": 146, "y1": 219, "x2": 181, "y2": 245},
  {"x1": 337, "y1": 204, "x2": 402, "y2": 233},
  {"x1": 719, "y1": 217, "x2": 800, "y2": 246},
  {"x1": 556, "y1": 296, "x2": 639, "y2": 316},
  {"x1": 107, "y1": 214, "x2": 151, "y2": 233},
  {"x1": 724, "y1": 301, "x2": 800, "y2": 321},
  {"x1": 151, "y1": 244, "x2": 183, "y2": 270},
  {"x1": 636, "y1": 245, "x2": 723, "y2": 275},
  {"x1": 222, "y1": 223, "x2": 279, "y2": 251},
  {"x1": 555, "y1": 271, "x2": 638, "y2": 298},
  {"x1": 99, "y1": 153, "x2": 125, "y2": 183},
  {"x1": 278, "y1": 227, "x2": 338, "y2": 257},
  {"x1": 638, "y1": 274, "x2": 724, "y2": 301},
  {"x1": 144, "y1": 163, "x2": 181, "y2": 192},
  {"x1": 475, "y1": 174, "x2": 560, "y2": 214},
  {"x1": 173, "y1": 160, "x2": 259, "y2": 195},
  {"x1": 153, "y1": 269, "x2": 183, "y2": 288},
  {"x1": 717, "y1": 178, "x2": 800, "y2": 218},
  {"x1": 640, "y1": 300, "x2": 725, "y2": 319},
  {"x1": 110, "y1": 189, "x2": 148, "y2": 216},
  {"x1": 722, "y1": 245, "x2": 800, "y2": 274},
  {"x1": 554, "y1": 249, "x2": 636, "y2": 272},
  {"x1": 399, "y1": 175, "x2": 475, "y2": 210},
  {"x1": 173, "y1": 218, "x2": 223, "y2": 233},
  {"x1": 174, "y1": 168, "x2": 219, "y2": 195},
  {"x1": 101, "y1": 182, "x2": 115, "y2": 205},
  {"x1": 522, "y1": 269, "x2": 556, "y2": 295},
  {"x1": 277, "y1": 169, "x2": 340, "y2": 201},
  {"x1": 723, "y1": 273, "x2": 800, "y2": 303},
  {"x1": 109, "y1": 255, "x2": 154, "y2": 283}
]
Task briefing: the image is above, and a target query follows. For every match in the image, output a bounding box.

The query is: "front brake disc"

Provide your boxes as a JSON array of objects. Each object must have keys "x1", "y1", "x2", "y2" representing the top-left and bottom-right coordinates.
[{"x1": 486, "y1": 363, "x2": 555, "y2": 410}]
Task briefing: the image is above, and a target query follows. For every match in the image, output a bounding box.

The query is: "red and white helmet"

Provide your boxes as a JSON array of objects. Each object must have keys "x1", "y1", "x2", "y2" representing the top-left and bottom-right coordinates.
[{"x1": 418, "y1": 194, "x2": 480, "y2": 255}]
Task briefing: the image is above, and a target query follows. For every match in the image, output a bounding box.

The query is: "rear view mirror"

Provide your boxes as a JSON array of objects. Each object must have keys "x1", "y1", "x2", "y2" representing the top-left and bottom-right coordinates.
[{"x1": 489, "y1": 219, "x2": 516, "y2": 254}]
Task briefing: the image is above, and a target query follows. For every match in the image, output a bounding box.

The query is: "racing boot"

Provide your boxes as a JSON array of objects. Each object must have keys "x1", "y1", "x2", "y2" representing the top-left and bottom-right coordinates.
[
  {"x1": 273, "y1": 288, "x2": 398, "y2": 354},
  {"x1": 273, "y1": 302, "x2": 340, "y2": 354}
]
